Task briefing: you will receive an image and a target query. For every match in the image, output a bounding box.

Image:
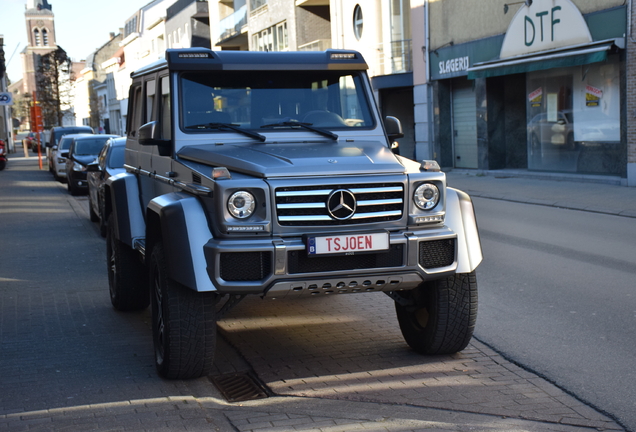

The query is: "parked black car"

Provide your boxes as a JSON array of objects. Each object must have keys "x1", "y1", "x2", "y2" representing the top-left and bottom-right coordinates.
[
  {"x1": 87, "y1": 137, "x2": 126, "y2": 236},
  {"x1": 65, "y1": 134, "x2": 118, "y2": 195}
]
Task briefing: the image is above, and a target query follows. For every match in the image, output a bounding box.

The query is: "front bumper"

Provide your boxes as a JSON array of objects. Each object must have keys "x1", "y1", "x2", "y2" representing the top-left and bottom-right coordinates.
[
  {"x1": 69, "y1": 172, "x2": 88, "y2": 188},
  {"x1": 55, "y1": 162, "x2": 67, "y2": 178},
  {"x1": 203, "y1": 226, "x2": 458, "y2": 297}
]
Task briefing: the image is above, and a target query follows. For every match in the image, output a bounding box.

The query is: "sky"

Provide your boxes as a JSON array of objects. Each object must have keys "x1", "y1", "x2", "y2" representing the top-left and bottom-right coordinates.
[{"x1": 1, "y1": 0, "x2": 152, "y2": 84}]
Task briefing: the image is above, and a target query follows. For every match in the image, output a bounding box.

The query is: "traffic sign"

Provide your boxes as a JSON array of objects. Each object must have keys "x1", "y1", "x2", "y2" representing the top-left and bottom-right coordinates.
[{"x1": 0, "y1": 92, "x2": 13, "y2": 106}]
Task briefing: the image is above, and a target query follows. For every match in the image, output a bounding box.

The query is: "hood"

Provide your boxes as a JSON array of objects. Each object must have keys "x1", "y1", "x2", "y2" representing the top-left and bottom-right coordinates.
[
  {"x1": 177, "y1": 141, "x2": 405, "y2": 178},
  {"x1": 73, "y1": 155, "x2": 98, "y2": 166}
]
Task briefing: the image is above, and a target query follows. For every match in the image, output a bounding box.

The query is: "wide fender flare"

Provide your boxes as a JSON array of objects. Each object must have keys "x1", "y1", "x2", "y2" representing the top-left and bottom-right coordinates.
[
  {"x1": 147, "y1": 193, "x2": 215, "y2": 292},
  {"x1": 444, "y1": 187, "x2": 483, "y2": 273},
  {"x1": 105, "y1": 172, "x2": 145, "y2": 247}
]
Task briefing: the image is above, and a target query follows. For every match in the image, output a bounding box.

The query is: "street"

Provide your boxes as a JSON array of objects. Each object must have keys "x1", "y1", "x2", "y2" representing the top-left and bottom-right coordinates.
[
  {"x1": 0, "y1": 153, "x2": 629, "y2": 431},
  {"x1": 472, "y1": 196, "x2": 636, "y2": 431}
]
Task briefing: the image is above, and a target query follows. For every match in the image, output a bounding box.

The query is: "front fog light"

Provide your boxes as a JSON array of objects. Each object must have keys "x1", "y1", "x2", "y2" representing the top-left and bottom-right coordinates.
[
  {"x1": 414, "y1": 183, "x2": 440, "y2": 210},
  {"x1": 228, "y1": 191, "x2": 255, "y2": 219}
]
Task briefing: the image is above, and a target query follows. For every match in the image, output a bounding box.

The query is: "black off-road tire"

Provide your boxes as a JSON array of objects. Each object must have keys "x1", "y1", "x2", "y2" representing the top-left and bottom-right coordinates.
[
  {"x1": 395, "y1": 272, "x2": 478, "y2": 354},
  {"x1": 106, "y1": 213, "x2": 149, "y2": 311},
  {"x1": 150, "y1": 242, "x2": 217, "y2": 379}
]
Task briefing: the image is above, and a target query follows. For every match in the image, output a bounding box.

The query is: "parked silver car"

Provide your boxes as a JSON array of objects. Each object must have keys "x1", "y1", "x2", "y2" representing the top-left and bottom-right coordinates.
[{"x1": 50, "y1": 133, "x2": 91, "y2": 182}]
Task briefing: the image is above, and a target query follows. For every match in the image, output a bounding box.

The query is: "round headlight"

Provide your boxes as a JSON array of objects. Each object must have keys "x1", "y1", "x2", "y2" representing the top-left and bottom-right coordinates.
[
  {"x1": 414, "y1": 183, "x2": 440, "y2": 210},
  {"x1": 227, "y1": 191, "x2": 256, "y2": 219}
]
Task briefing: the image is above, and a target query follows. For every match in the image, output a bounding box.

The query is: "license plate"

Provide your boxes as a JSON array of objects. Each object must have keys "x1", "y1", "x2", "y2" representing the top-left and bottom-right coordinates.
[{"x1": 306, "y1": 232, "x2": 389, "y2": 255}]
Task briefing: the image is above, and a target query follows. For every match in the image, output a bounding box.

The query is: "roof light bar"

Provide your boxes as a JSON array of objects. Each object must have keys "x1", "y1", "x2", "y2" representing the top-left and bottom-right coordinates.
[
  {"x1": 178, "y1": 52, "x2": 213, "y2": 59},
  {"x1": 330, "y1": 53, "x2": 357, "y2": 60}
]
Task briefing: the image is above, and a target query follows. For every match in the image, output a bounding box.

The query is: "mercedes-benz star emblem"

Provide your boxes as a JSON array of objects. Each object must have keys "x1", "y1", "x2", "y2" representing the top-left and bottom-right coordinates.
[{"x1": 327, "y1": 189, "x2": 356, "y2": 220}]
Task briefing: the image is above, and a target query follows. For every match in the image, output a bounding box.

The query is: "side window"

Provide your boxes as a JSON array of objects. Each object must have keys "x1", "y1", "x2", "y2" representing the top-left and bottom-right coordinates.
[
  {"x1": 128, "y1": 84, "x2": 143, "y2": 137},
  {"x1": 160, "y1": 75, "x2": 171, "y2": 140},
  {"x1": 145, "y1": 79, "x2": 156, "y2": 124}
]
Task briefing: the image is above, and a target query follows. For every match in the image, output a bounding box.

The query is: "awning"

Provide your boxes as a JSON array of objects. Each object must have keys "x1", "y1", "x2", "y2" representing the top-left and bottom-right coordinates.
[{"x1": 467, "y1": 38, "x2": 623, "y2": 79}]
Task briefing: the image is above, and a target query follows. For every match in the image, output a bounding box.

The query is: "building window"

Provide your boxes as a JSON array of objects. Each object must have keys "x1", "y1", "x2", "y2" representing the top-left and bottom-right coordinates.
[
  {"x1": 125, "y1": 16, "x2": 138, "y2": 37},
  {"x1": 254, "y1": 22, "x2": 287, "y2": 52},
  {"x1": 42, "y1": 29, "x2": 49, "y2": 46},
  {"x1": 251, "y1": 0, "x2": 267, "y2": 11},
  {"x1": 34, "y1": 28, "x2": 41, "y2": 46},
  {"x1": 353, "y1": 5, "x2": 363, "y2": 41},
  {"x1": 276, "y1": 22, "x2": 287, "y2": 51}
]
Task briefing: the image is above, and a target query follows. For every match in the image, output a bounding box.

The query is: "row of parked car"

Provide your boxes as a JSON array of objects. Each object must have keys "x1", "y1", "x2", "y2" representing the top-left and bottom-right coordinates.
[{"x1": 45, "y1": 126, "x2": 126, "y2": 237}]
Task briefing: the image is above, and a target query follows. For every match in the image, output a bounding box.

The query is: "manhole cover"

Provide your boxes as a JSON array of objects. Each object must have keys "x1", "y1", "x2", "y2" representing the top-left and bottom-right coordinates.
[{"x1": 210, "y1": 372, "x2": 269, "y2": 402}]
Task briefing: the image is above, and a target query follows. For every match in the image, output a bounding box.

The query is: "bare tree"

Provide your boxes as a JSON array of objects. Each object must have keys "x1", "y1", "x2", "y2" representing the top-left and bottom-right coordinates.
[
  {"x1": 35, "y1": 47, "x2": 73, "y2": 127},
  {"x1": 89, "y1": 80, "x2": 101, "y2": 130}
]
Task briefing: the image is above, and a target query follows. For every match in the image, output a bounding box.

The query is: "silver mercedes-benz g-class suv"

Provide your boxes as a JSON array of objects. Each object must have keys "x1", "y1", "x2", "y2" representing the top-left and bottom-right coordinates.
[{"x1": 105, "y1": 48, "x2": 482, "y2": 379}]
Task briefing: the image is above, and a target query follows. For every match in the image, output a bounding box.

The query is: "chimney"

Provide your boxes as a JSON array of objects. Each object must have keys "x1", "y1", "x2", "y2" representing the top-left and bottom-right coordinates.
[{"x1": 110, "y1": 32, "x2": 115, "y2": 40}]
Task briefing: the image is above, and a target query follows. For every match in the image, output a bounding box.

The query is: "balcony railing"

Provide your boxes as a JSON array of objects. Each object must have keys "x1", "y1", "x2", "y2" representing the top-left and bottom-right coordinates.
[
  {"x1": 217, "y1": 5, "x2": 247, "y2": 43},
  {"x1": 378, "y1": 39, "x2": 413, "y2": 74}
]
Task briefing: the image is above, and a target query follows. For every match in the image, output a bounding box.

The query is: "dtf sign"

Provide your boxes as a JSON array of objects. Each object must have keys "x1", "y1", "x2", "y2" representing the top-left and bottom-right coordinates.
[{"x1": 500, "y1": 0, "x2": 592, "y2": 58}]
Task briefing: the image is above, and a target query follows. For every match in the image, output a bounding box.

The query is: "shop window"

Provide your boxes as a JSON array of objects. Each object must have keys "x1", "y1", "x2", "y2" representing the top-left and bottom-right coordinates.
[{"x1": 526, "y1": 56, "x2": 621, "y2": 175}]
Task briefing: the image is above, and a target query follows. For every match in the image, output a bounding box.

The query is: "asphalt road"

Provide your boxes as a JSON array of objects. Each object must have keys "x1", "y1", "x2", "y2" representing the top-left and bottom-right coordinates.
[
  {"x1": 0, "y1": 153, "x2": 626, "y2": 431},
  {"x1": 472, "y1": 196, "x2": 636, "y2": 431}
]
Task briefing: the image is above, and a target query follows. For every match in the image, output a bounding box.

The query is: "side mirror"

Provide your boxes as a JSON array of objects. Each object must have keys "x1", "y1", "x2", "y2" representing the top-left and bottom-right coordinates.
[
  {"x1": 86, "y1": 162, "x2": 101, "y2": 172},
  {"x1": 385, "y1": 116, "x2": 404, "y2": 141},
  {"x1": 138, "y1": 121, "x2": 159, "y2": 145},
  {"x1": 139, "y1": 121, "x2": 171, "y2": 156},
  {"x1": 60, "y1": 151, "x2": 69, "y2": 158},
  {"x1": 52, "y1": 145, "x2": 58, "y2": 151}
]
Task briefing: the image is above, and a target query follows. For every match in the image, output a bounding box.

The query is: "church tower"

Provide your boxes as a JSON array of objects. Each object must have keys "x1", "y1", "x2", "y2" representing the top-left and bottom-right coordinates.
[{"x1": 21, "y1": 0, "x2": 57, "y2": 96}]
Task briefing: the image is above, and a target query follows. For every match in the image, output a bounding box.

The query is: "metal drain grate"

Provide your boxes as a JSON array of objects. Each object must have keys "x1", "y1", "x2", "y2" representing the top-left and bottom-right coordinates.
[{"x1": 210, "y1": 373, "x2": 269, "y2": 402}]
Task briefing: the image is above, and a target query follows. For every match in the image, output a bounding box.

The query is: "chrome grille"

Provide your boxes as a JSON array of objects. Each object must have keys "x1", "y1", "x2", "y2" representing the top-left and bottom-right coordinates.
[{"x1": 275, "y1": 183, "x2": 404, "y2": 226}]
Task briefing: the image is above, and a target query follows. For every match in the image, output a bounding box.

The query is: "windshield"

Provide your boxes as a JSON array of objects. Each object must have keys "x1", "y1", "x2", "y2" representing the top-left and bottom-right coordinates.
[
  {"x1": 179, "y1": 70, "x2": 374, "y2": 133},
  {"x1": 74, "y1": 138, "x2": 109, "y2": 156},
  {"x1": 59, "y1": 137, "x2": 73, "y2": 150}
]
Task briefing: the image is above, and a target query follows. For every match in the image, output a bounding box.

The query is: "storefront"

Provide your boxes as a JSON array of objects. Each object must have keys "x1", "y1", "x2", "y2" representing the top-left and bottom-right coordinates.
[{"x1": 430, "y1": 0, "x2": 626, "y2": 178}]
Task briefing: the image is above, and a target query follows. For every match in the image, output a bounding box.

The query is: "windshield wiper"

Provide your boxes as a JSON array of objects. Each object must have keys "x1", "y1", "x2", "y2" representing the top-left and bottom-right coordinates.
[
  {"x1": 260, "y1": 120, "x2": 338, "y2": 141},
  {"x1": 187, "y1": 122, "x2": 266, "y2": 142}
]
